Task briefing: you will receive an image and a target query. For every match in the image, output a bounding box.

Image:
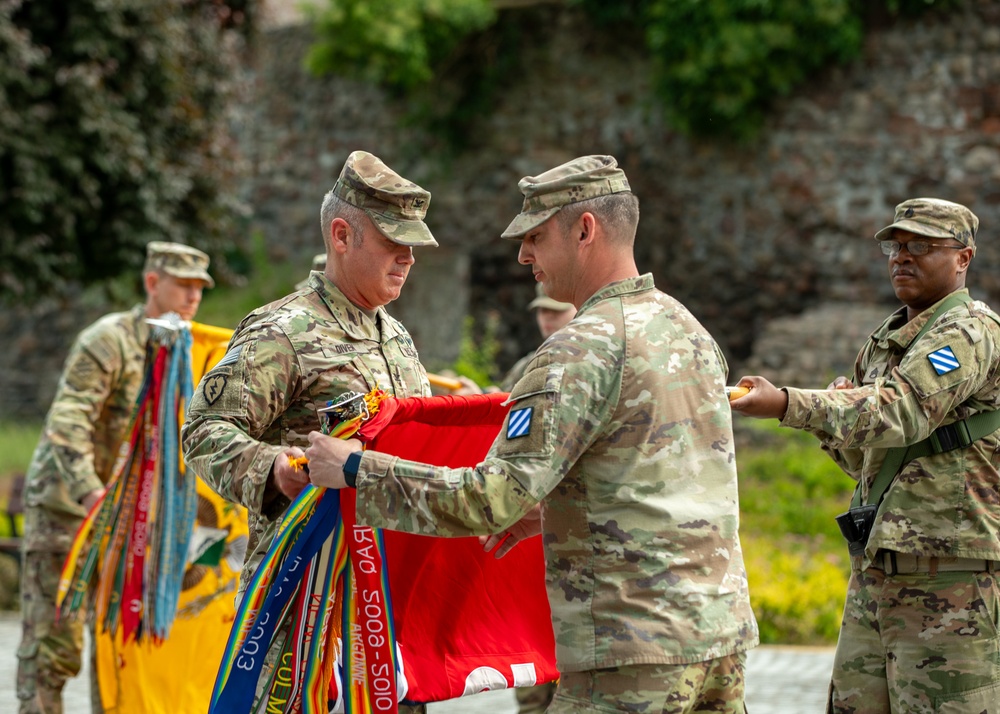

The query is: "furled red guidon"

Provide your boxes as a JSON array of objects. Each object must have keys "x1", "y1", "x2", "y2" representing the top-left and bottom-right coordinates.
[{"x1": 211, "y1": 392, "x2": 558, "y2": 714}]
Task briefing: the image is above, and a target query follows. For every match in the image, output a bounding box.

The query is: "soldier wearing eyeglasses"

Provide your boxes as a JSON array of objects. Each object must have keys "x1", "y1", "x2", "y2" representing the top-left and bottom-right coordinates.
[{"x1": 731, "y1": 198, "x2": 1000, "y2": 712}]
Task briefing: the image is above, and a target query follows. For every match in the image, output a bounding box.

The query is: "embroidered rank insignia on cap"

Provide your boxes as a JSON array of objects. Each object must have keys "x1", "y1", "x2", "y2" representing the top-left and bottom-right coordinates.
[
  {"x1": 927, "y1": 346, "x2": 960, "y2": 375},
  {"x1": 506, "y1": 407, "x2": 533, "y2": 440}
]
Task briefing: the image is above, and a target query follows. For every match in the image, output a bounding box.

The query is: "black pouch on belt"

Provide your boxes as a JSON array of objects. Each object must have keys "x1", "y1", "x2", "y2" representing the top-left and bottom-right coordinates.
[{"x1": 835, "y1": 504, "x2": 878, "y2": 557}]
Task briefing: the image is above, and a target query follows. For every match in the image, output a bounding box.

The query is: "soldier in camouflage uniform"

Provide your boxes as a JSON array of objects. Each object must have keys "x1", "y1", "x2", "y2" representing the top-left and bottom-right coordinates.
[
  {"x1": 732, "y1": 198, "x2": 1000, "y2": 713},
  {"x1": 181, "y1": 151, "x2": 436, "y2": 713},
  {"x1": 306, "y1": 155, "x2": 759, "y2": 714},
  {"x1": 499, "y1": 283, "x2": 576, "y2": 396},
  {"x1": 294, "y1": 252, "x2": 327, "y2": 291},
  {"x1": 18, "y1": 242, "x2": 214, "y2": 714}
]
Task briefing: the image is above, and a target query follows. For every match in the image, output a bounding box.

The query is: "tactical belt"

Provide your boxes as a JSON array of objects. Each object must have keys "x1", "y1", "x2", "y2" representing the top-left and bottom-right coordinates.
[{"x1": 874, "y1": 550, "x2": 1000, "y2": 576}]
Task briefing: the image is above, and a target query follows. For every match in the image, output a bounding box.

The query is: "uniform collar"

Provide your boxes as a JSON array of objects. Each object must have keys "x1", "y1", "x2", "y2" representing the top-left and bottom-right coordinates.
[
  {"x1": 578, "y1": 273, "x2": 655, "y2": 314},
  {"x1": 309, "y1": 272, "x2": 394, "y2": 342},
  {"x1": 873, "y1": 288, "x2": 970, "y2": 351}
]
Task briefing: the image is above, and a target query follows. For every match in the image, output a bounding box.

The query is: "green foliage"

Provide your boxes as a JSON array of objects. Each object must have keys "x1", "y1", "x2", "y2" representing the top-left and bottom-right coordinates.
[
  {"x1": 736, "y1": 419, "x2": 855, "y2": 643},
  {"x1": 0, "y1": 421, "x2": 41, "y2": 479},
  {"x1": 451, "y1": 313, "x2": 501, "y2": 387},
  {"x1": 304, "y1": 0, "x2": 959, "y2": 144},
  {"x1": 305, "y1": 0, "x2": 495, "y2": 90},
  {"x1": 0, "y1": 0, "x2": 251, "y2": 302},
  {"x1": 645, "y1": 0, "x2": 862, "y2": 141},
  {"x1": 742, "y1": 533, "x2": 847, "y2": 644}
]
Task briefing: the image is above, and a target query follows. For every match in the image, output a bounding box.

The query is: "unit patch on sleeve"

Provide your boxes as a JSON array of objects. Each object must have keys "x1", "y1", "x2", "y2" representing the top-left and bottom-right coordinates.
[
  {"x1": 927, "y1": 346, "x2": 960, "y2": 376},
  {"x1": 203, "y1": 374, "x2": 228, "y2": 405},
  {"x1": 506, "y1": 407, "x2": 533, "y2": 440}
]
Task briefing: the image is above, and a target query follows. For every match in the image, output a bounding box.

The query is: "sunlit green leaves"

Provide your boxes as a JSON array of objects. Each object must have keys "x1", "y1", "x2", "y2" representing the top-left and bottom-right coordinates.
[{"x1": 305, "y1": 0, "x2": 495, "y2": 89}]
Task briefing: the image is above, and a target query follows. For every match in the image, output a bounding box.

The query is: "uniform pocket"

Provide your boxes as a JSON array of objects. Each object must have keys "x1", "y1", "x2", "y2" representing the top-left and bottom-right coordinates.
[{"x1": 935, "y1": 679, "x2": 1000, "y2": 712}]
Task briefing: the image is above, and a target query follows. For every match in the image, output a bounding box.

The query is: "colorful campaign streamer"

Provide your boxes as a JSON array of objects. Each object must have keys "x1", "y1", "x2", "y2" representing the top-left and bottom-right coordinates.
[
  {"x1": 210, "y1": 388, "x2": 402, "y2": 714},
  {"x1": 57, "y1": 315, "x2": 199, "y2": 644}
]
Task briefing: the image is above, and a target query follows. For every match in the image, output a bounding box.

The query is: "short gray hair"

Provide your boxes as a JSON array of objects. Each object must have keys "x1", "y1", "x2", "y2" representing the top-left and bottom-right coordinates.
[
  {"x1": 555, "y1": 192, "x2": 640, "y2": 245},
  {"x1": 320, "y1": 190, "x2": 368, "y2": 248}
]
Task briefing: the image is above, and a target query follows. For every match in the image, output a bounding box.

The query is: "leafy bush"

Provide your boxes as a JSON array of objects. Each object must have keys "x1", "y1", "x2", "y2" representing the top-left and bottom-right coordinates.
[
  {"x1": 736, "y1": 419, "x2": 855, "y2": 643},
  {"x1": 451, "y1": 313, "x2": 501, "y2": 387},
  {"x1": 305, "y1": 0, "x2": 495, "y2": 90},
  {"x1": 0, "y1": 0, "x2": 251, "y2": 302}
]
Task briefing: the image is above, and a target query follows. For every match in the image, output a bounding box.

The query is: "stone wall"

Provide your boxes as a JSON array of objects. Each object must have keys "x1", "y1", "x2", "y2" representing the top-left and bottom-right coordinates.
[
  {"x1": 240, "y1": 0, "x2": 1000, "y2": 377},
  {"x1": 5, "y1": 0, "x2": 1000, "y2": 419}
]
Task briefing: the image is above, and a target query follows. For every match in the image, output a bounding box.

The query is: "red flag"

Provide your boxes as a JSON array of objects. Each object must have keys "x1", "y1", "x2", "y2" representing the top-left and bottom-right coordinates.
[{"x1": 353, "y1": 393, "x2": 559, "y2": 704}]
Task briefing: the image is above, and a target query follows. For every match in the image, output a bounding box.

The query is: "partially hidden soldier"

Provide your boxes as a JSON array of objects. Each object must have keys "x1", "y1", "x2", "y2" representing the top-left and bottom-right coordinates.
[
  {"x1": 500, "y1": 283, "x2": 576, "y2": 395},
  {"x1": 295, "y1": 253, "x2": 327, "y2": 291},
  {"x1": 306, "y1": 155, "x2": 759, "y2": 714},
  {"x1": 18, "y1": 242, "x2": 214, "y2": 714},
  {"x1": 500, "y1": 284, "x2": 575, "y2": 713},
  {"x1": 731, "y1": 198, "x2": 1000, "y2": 713},
  {"x1": 181, "y1": 150, "x2": 436, "y2": 714}
]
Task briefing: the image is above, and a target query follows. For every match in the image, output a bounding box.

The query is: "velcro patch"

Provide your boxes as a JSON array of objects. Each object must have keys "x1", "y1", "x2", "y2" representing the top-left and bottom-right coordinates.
[
  {"x1": 203, "y1": 374, "x2": 228, "y2": 405},
  {"x1": 927, "y1": 346, "x2": 960, "y2": 375},
  {"x1": 506, "y1": 407, "x2": 533, "y2": 440},
  {"x1": 214, "y1": 344, "x2": 243, "y2": 368}
]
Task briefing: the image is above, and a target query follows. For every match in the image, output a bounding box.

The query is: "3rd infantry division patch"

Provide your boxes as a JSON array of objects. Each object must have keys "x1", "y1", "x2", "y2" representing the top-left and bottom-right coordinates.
[{"x1": 927, "y1": 346, "x2": 960, "y2": 375}]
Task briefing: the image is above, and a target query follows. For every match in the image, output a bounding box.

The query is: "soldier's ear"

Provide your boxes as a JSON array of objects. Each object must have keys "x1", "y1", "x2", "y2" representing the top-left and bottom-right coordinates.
[
  {"x1": 329, "y1": 218, "x2": 353, "y2": 254},
  {"x1": 143, "y1": 271, "x2": 159, "y2": 296}
]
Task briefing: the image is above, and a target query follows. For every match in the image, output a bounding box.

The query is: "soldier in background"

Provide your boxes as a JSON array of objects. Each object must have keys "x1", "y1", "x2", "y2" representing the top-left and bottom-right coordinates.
[
  {"x1": 732, "y1": 198, "x2": 1000, "y2": 713},
  {"x1": 18, "y1": 242, "x2": 214, "y2": 714},
  {"x1": 295, "y1": 253, "x2": 326, "y2": 291},
  {"x1": 182, "y1": 150, "x2": 435, "y2": 714},
  {"x1": 500, "y1": 285, "x2": 574, "y2": 713},
  {"x1": 306, "y1": 155, "x2": 759, "y2": 714},
  {"x1": 500, "y1": 283, "x2": 576, "y2": 395}
]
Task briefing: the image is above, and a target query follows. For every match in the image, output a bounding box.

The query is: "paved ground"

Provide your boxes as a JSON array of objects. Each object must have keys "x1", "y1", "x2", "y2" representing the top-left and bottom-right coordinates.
[{"x1": 0, "y1": 612, "x2": 833, "y2": 712}]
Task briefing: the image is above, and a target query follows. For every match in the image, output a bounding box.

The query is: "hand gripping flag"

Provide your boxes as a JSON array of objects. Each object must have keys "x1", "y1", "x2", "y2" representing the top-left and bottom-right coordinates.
[{"x1": 210, "y1": 392, "x2": 558, "y2": 714}]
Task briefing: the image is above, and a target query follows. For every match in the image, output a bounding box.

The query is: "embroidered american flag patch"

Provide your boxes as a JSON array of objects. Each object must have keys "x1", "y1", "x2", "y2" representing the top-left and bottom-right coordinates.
[
  {"x1": 927, "y1": 346, "x2": 960, "y2": 375},
  {"x1": 506, "y1": 407, "x2": 533, "y2": 439}
]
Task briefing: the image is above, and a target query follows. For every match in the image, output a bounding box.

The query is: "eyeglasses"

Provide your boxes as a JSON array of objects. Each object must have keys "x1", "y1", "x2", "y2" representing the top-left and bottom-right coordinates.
[{"x1": 879, "y1": 240, "x2": 965, "y2": 257}]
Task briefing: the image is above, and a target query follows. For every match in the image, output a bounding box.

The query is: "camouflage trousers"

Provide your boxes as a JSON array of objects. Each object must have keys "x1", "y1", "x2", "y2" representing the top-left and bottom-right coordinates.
[
  {"x1": 515, "y1": 680, "x2": 556, "y2": 713},
  {"x1": 828, "y1": 560, "x2": 1000, "y2": 713},
  {"x1": 546, "y1": 653, "x2": 747, "y2": 714},
  {"x1": 17, "y1": 549, "x2": 101, "y2": 714}
]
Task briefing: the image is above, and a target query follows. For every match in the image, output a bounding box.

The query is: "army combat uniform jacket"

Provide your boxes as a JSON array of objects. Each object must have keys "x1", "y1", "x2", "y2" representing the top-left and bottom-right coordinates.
[
  {"x1": 354, "y1": 274, "x2": 759, "y2": 672},
  {"x1": 782, "y1": 289, "x2": 1000, "y2": 566},
  {"x1": 23, "y1": 305, "x2": 149, "y2": 553},
  {"x1": 182, "y1": 273, "x2": 430, "y2": 598}
]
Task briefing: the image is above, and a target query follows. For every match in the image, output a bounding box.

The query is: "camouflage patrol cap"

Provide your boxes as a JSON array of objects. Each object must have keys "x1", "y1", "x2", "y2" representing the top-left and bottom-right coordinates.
[
  {"x1": 527, "y1": 282, "x2": 574, "y2": 312},
  {"x1": 501, "y1": 155, "x2": 631, "y2": 239},
  {"x1": 874, "y1": 198, "x2": 978, "y2": 250},
  {"x1": 331, "y1": 151, "x2": 437, "y2": 247},
  {"x1": 144, "y1": 241, "x2": 214, "y2": 287}
]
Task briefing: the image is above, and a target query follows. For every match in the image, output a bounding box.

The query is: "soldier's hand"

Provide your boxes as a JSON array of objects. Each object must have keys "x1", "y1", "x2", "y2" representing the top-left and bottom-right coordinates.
[
  {"x1": 480, "y1": 504, "x2": 542, "y2": 559},
  {"x1": 305, "y1": 433, "x2": 363, "y2": 489},
  {"x1": 272, "y1": 446, "x2": 310, "y2": 500},
  {"x1": 728, "y1": 376, "x2": 789, "y2": 420},
  {"x1": 452, "y1": 376, "x2": 483, "y2": 396},
  {"x1": 80, "y1": 487, "x2": 106, "y2": 512},
  {"x1": 827, "y1": 375, "x2": 855, "y2": 390}
]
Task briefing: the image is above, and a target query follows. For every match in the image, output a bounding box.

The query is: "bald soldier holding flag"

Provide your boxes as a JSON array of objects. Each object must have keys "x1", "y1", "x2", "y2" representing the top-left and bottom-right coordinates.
[{"x1": 306, "y1": 155, "x2": 759, "y2": 714}]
